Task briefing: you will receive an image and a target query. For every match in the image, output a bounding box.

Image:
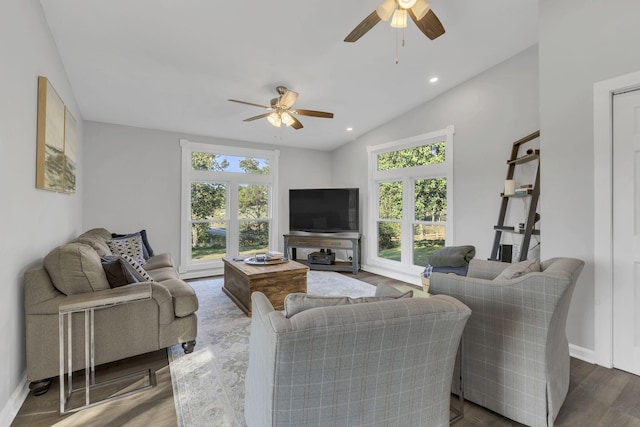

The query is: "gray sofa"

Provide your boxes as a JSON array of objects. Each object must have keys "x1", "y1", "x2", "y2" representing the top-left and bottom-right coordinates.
[
  {"x1": 244, "y1": 284, "x2": 471, "y2": 427},
  {"x1": 24, "y1": 228, "x2": 198, "y2": 394},
  {"x1": 429, "y1": 257, "x2": 585, "y2": 427}
]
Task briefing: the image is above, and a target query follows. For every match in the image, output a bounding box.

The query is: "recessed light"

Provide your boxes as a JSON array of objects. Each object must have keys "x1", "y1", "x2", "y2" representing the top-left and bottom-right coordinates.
[
  {"x1": 346, "y1": 127, "x2": 353, "y2": 132},
  {"x1": 429, "y1": 77, "x2": 439, "y2": 83}
]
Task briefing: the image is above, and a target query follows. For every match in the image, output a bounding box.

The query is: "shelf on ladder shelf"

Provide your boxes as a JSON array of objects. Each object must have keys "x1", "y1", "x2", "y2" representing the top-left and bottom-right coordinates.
[{"x1": 507, "y1": 150, "x2": 540, "y2": 165}]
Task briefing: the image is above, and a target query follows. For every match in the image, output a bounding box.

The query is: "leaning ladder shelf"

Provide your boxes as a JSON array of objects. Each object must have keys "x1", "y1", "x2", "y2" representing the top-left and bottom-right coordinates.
[{"x1": 490, "y1": 130, "x2": 541, "y2": 262}]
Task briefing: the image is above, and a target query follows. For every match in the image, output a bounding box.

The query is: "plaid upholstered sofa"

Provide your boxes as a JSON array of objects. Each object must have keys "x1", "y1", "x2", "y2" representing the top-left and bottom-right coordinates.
[
  {"x1": 24, "y1": 228, "x2": 198, "y2": 395},
  {"x1": 244, "y1": 284, "x2": 471, "y2": 427},
  {"x1": 429, "y1": 257, "x2": 585, "y2": 427}
]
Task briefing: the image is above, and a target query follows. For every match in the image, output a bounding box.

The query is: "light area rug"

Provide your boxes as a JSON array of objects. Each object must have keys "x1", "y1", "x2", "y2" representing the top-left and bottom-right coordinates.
[{"x1": 168, "y1": 271, "x2": 376, "y2": 427}]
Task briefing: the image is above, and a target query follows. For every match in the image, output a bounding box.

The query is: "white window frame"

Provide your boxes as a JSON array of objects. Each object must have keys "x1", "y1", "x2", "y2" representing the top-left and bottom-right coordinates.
[
  {"x1": 366, "y1": 126, "x2": 454, "y2": 282},
  {"x1": 179, "y1": 139, "x2": 279, "y2": 278}
]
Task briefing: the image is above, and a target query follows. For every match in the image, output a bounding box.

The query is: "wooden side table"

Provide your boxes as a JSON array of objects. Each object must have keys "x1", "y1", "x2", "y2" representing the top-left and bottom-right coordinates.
[
  {"x1": 58, "y1": 284, "x2": 154, "y2": 413},
  {"x1": 222, "y1": 257, "x2": 308, "y2": 315}
]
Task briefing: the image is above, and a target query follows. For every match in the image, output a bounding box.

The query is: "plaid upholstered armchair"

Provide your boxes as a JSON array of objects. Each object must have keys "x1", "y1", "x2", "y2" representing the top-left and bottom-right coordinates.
[
  {"x1": 429, "y1": 257, "x2": 585, "y2": 427},
  {"x1": 244, "y1": 284, "x2": 471, "y2": 427}
]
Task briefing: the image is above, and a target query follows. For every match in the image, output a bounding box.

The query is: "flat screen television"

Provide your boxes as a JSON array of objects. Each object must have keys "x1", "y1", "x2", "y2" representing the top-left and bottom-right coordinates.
[{"x1": 289, "y1": 188, "x2": 359, "y2": 233}]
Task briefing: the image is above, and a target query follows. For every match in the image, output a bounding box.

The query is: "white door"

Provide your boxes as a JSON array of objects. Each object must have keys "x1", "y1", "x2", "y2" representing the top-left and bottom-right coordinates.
[{"x1": 613, "y1": 88, "x2": 640, "y2": 375}]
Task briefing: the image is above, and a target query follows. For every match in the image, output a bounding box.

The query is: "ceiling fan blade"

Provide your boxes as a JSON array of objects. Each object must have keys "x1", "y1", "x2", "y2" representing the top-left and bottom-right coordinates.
[
  {"x1": 292, "y1": 109, "x2": 334, "y2": 119},
  {"x1": 289, "y1": 115, "x2": 304, "y2": 130},
  {"x1": 409, "y1": 9, "x2": 445, "y2": 40},
  {"x1": 280, "y1": 90, "x2": 299, "y2": 109},
  {"x1": 243, "y1": 113, "x2": 272, "y2": 122},
  {"x1": 344, "y1": 10, "x2": 381, "y2": 42},
  {"x1": 228, "y1": 99, "x2": 271, "y2": 109}
]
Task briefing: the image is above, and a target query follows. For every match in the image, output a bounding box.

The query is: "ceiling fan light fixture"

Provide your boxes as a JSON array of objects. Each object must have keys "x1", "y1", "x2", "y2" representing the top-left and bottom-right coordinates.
[
  {"x1": 280, "y1": 90, "x2": 298, "y2": 109},
  {"x1": 398, "y1": 0, "x2": 417, "y2": 9},
  {"x1": 281, "y1": 112, "x2": 294, "y2": 126},
  {"x1": 411, "y1": 0, "x2": 431, "y2": 20},
  {"x1": 390, "y1": 8, "x2": 408, "y2": 28},
  {"x1": 267, "y1": 112, "x2": 282, "y2": 127},
  {"x1": 376, "y1": 0, "x2": 396, "y2": 21}
]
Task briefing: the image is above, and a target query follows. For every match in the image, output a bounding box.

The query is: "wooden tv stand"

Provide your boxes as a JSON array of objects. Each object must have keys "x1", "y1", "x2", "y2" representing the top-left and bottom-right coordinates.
[{"x1": 284, "y1": 233, "x2": 361, "y2": 274}]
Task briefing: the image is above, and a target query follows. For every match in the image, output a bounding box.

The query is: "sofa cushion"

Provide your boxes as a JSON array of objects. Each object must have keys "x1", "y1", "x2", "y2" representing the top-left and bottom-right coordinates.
[
  {"x1": 107, "y1": 235, "x2": 146, "y2": 266},
  {"x1": 78, "y1": 228, "x2": 112, "y2": 241},
  {"x1": 111, "y1": 229, "x2": 154, "y2": 259},
  {"x1": 496, "y1": 258, "x2": 541, "y2": 280},
  {"x1": 284, "y1": 289, "x2": 414, "y2": 319},
  {"x1": 101, "y1": 256, "x2": 141, "y2": 288},
  {"x1": 143, "y1": 253, "x2": 174, "y2": 271},
  {"x1": 43, "y1": 243, "x2": 110, "y2": 295},
  {"x1": 75, "y1": 236, "x2": 112, "y2": 257},
  {"x1": 147, "y1": 266, "x2": 180, "y2": 282},
  {"x1": 159, "y1": 278, "x2": 199, "y2": 317}
]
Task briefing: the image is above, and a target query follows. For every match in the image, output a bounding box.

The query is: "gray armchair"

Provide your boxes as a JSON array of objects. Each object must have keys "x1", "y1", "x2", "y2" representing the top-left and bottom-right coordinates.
[
  {"x1": 244, "y1": 287, "x2": 471, "y2": 427},
  {"x1": 429, "y1": 257, "x2": 585, "y2": 427}
]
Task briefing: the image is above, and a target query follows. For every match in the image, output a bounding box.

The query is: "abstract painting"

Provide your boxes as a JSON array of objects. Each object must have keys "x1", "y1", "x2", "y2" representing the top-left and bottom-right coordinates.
[{"x1": 36, "y1": 76, "x2": 76, "y2": 193}]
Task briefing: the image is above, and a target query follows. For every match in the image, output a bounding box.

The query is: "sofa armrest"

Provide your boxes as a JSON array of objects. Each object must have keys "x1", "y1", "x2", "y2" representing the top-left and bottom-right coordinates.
[
  {"x1": 245, "y1": 292, "x2": 278, "y2": 425},
  {"x1": 59, "y1": 283, "x2": 152, "y2": 312},
  {"x1": 150, "y1": 281, "x2": 176, "y2": 325},
  {"x1": 430, "y1": 269, "x2": 573, "y2": 339},
  {"x1": 24, "y1": 267, "x2": 65, "y2": 314}
]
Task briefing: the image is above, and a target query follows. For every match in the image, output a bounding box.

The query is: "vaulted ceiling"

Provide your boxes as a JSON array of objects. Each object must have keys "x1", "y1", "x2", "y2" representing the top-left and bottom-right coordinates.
[{"x1": 40, "y1": 0, "x2": 538, "y2": 151}]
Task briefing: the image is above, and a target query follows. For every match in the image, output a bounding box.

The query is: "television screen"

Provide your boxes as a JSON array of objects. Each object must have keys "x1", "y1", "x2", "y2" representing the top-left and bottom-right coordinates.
[{"x1": 289, "y1": 188, "x2": 359, "y2": 233}]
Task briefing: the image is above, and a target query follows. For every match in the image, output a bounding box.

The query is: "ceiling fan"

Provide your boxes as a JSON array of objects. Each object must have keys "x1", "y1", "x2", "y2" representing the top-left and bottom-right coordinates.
[
  {"x1": 228, "y1": 86, "x2": 334, "y2": 130},
  {"x1": 344, "y1": 0, "x2": 445, "y2": 43}
]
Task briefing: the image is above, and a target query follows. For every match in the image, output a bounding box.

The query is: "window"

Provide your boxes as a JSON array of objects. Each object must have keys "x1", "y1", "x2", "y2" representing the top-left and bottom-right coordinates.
[
  {"x1": 180, "y1": 140, "x2": 279, "y2": 276},
  {"x1": 368, "y1": 126, "x2": 453, "y2": 276}
]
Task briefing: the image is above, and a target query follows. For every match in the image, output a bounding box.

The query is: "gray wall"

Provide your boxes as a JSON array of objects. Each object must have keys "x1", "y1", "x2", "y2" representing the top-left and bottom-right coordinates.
[
  {"x1": 332, "y1": 45, "x2": 540, "y2": 268},
  {"x1": 6, "y1": 0, "x2": 640, "y2": 420},
  {"x1": 83, "y1": 121, "x2": 333, "y2": 263},
  {"x1": 539, "y1": 0, "x2": 640, "y2": 353},
  {"x1": 0, "y1": 0, "x2": 84, "y2": 421}
]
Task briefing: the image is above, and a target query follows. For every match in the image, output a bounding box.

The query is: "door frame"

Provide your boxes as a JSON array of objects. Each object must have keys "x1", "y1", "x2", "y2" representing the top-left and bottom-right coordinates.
[{"x1": 594, "y1": 70, "x2": 640, "y2": 368}]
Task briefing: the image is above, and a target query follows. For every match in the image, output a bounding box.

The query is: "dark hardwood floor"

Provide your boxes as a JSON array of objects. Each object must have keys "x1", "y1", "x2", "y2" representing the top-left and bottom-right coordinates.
[
  {"x1": 12, "y1": 271, "x2": 640, "y2": 426},
  {"x1": 12, "y1": 349, "x2": 176, "y2": 427}
]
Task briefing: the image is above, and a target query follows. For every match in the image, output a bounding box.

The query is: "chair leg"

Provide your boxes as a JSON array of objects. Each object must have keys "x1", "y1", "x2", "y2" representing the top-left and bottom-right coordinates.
[
  {"x1": 182, "y1": 340, "x2": 196, "y2": 354},
  {"x1": 29, "y1": 377, "x2": 54, "y2": 396}
]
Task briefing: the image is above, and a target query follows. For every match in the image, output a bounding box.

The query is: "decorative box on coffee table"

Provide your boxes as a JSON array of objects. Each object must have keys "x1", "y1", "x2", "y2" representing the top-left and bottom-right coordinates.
[{"x1": 222, "y1": 257, "x2": 309, "y2": 315}]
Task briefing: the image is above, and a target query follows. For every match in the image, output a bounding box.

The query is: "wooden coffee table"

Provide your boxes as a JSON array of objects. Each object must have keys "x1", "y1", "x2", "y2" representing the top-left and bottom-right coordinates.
[{"x1": 222, "y1": 257, "x2": 309, "y2": 315}]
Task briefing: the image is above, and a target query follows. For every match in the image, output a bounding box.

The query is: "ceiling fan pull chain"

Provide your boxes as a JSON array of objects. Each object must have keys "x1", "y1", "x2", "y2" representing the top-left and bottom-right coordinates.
[{"x1": 395, "y1": 27, "x2": 399, "y2": 64}]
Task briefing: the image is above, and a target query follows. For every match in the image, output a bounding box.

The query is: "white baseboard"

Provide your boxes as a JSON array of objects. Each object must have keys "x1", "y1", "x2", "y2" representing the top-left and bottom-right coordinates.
[
  {"x1": 569, "y1": 343, "x2": 596, "y2": 364},
  {"x1": 361, "y1": 264, "x2": 422, "y2": 287},
  {"x1": 179, "y1": 267, "x2": 223, "y2": 280},
  {"x1": 0, "y1": 373, "x2": 29, "y2": 427}
]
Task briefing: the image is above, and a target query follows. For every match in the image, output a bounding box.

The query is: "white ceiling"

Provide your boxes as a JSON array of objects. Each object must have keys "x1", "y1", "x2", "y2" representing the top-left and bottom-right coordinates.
[{"x1": 39, "y1": 0, "x2": 538, "y2": 151}]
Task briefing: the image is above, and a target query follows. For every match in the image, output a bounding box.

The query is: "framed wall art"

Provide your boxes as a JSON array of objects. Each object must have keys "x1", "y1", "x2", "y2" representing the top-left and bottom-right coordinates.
[
  {"x1": 36, "y1": 76, "x2": 76, "y2": 193},
  {"x1": 63, "y1": 107, "x2": 76, "y2": 193}
]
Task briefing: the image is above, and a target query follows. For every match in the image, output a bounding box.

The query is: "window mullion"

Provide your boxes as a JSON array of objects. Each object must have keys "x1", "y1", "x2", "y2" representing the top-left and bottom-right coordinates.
[
  {"x1": 228, "y1": 178, "x2": 239, "y2": 257},
  {"x1": 401, "y1": 177, "x2": 413, "y2": 267}
]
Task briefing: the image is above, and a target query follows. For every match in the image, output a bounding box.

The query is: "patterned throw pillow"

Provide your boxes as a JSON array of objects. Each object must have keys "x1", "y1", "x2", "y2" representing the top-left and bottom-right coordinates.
[
  {"x1": 120, "y1": 254, "x2": 154, "y2": 282},
  {"x1": 107, "y1": 235, "x2": 146, "y2": 266},
  {"x1": 110, "y1": 230, "x2": 154, "y2": 260}
]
